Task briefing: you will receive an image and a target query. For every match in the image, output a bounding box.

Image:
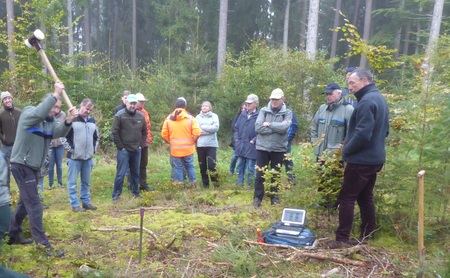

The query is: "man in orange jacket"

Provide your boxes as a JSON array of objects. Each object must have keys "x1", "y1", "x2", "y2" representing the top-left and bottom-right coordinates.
[{"x1": 161, "y1": 97, "x2": 201, "y2": 187}]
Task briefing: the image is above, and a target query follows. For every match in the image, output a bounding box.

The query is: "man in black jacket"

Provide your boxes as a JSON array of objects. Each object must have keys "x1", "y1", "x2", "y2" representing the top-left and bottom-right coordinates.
[
  {"x1": 111, "y1": 94, "x2": 147, "y2": 201},
  {"x1": 328, "y1": 69, "x2": 389, "y2": 249},
  {"x1": 0, "y1": 91, "x2": 21, "y2": 190}
]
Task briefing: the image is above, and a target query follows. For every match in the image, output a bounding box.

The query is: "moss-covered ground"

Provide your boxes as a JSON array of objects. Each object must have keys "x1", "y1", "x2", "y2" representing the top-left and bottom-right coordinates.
[{"x1": 1, "y1": 148, "x2": 448, "y2": 277}]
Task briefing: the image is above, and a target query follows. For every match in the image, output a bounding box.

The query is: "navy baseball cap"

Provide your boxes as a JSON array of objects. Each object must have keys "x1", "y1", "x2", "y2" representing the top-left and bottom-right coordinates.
[{"x1": 324, "y1": 82, "x2": 341, "y2": 94}]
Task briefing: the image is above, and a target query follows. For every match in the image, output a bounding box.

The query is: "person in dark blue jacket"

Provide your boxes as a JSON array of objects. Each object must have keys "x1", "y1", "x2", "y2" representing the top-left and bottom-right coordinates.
[
  {"x1": 284, "y1": 110, "x2": 298, "y2": 184},
  {"x1": 328, "y1": 69, "x2": 389, "y2": 249},
  {"x1": 233, "y1": 94, "x2": 259, "y2": 188}
]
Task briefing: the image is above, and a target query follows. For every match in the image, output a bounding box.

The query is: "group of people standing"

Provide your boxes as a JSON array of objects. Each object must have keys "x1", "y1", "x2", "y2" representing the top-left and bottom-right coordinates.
[{"x1": 0, "y1": 67, "x2": 389, "y2": 264}]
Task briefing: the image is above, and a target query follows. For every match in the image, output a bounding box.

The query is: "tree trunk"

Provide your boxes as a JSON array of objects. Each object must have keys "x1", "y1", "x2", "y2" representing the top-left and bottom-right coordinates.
[
  {"x1": 393, "y1": 0, "x2": 405, "y2": 59},
  {"x1": 83, "y1": 5, "x2": 91, "y2": 66},
  {"x1": 330, "y1": 0, "x2": 342, "y2": 59},
  {"x1": 6, "y1": 0, "x2": 15, "y2": 71},
  {"x1": 402, "y1": 22, "x2": 410, "y2": 56},
  {"x1": 299, "y1": 0, "x2": 308, "y2": 49},
  {"x1": 112, "y1": 0, "x2": 120, "y2": 60},
  {"x1": 283, "y1": 0, "x2": 291, "y2": 56},
  {"x1": 67, "y1": 0, "x2": 74, "y2": 62},
  {"x1": 426, "y1": 0, "x2": 444, "y2": 60},
  {"x1": 359, "y1": 0, "x2": 372, "y2": 69},
  {"x1": 132, "y1": 0, "x2": 137, "y2": 72},
  {"x1": 346, "y1": 0, "x2": 360, "y2": 67},
  {"x1": 217, "y1": 0, "x2": 228, "y2": 77},
  {"x1": 306, "y1": 0, "x2": 319, "y2": 59}
]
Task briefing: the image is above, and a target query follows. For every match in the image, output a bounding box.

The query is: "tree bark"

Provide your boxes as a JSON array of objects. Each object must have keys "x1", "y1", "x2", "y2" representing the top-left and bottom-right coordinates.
[
  {"x1": 6, "y1": 0, "x2": 15, "y2": 71},
  {"x1": 217, "y1": 0, "x2": 228, "y2": 77},
  {"x1": 299, "y1": 0, "x2": 308, "y2": 49},
  {"x1": 132, "y1": 0, "x2": 137, "y2": 72},
  {"x1": 330, "y1": 0, "x2": 342, "y2": 59},
  {"x1": 283, "y1": 0, "x2": 291, "y2": 56},
  {"x1": 346, "y1": 0, "x2": 360, "y2": 67},
  {"x1": 67, "y1": 0, "x2": 74, "y2": 62},
  {"x1": 359, "y1": 0, "x2": 373, "y2": 69},
  {"x1": 83, "y1": 4, "x2": 91, "y2": 66},
  {"x1": 306, "y1": 0, "x2": 319, "y2": 59},
  {"x1": 426, "y1": 0, "x2": 444, "y2": 60}
]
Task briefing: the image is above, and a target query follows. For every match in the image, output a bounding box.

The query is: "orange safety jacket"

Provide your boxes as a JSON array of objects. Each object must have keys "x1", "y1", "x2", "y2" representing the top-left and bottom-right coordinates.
[
  {"x1": 161, "y1": 108, "x2": 201, "y2": 157},
  {"x1": 138, "y1": 107, "x2": 152, "y2": 145}
]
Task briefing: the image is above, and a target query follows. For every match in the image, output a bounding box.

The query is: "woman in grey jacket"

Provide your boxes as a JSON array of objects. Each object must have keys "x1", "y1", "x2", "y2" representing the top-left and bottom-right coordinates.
[{"x1": 196, "y1": 101, "x2": 219, "y2": 188}]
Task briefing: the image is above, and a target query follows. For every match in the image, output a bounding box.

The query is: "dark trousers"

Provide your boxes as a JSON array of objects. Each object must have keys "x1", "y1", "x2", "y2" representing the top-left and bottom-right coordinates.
[
  {"x1": 283, "y1": 141, "x2": 295, "y2": 183},
  {"x1": 196, "y1": 147, "x2": 218, "y2": 187},
  {"x1": 9, "y1": 163, "x2": 51, "y2": 248},
  {"x1": 139, "y1": 146, "x2": 148, "y2": 188},
  {"x1": 254, "y1": 150, "x2": 285, "y2": 200},
  {"x1": 336, "y1": 163, "x2": 383, "y2": 242}
]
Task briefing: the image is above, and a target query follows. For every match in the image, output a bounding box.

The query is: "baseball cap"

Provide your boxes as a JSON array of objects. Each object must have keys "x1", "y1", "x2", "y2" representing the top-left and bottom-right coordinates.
[
  {"x1": 324, "y1": 82, "x2": 341, "y2": 94},
  {"x1": 346, "y1": 67, "x2": 356, "y2": 74},
  {"x1": 245, "y1": 94, "x2": 259, "y2": 104},
  {"x1": 136, "y1": 93, "x2": 147, "y2": 101},
  {"x1": 126, "y1": 94, "x2": 138, "y2": 103},
  {"x1": 269, "y1": 88, "x2": 284, "y2": 99}
]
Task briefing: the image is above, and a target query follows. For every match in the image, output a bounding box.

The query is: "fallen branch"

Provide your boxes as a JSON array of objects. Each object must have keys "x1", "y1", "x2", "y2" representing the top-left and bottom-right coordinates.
[
  {"x1": 119, "y1": 206, "x2": 176, "y2": 213},
  {"x1": 92, "y1": 226, "x2": 158, "y2": 241},
  {"x1": 243, "y1": 240, "x2": 369, "y2": 267}
]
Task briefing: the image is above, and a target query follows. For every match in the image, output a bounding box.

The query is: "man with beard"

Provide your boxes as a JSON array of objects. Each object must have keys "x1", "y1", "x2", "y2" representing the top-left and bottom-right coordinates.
[{"x1": 0, "y1": 91, "x2": 21, "y2": 190}]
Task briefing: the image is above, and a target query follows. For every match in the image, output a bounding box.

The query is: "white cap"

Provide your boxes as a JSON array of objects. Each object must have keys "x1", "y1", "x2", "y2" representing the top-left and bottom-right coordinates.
[
  {"x1": 269, "y1": 88, "x2": 284, "y2": 99},
  {"x1": 136, "y1": 93, "x2": 147, "y2": 101}
]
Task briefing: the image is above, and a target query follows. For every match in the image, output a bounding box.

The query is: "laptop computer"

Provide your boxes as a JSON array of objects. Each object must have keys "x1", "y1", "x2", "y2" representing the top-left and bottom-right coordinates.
[{"x1": 275, "y1": 208, "x2": 306, "y2": 236}]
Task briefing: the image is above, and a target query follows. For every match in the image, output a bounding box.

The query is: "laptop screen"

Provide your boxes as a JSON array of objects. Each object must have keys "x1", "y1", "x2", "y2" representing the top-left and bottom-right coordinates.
[{"x1": 281, "y1": 208, "x2": 306, "y2": 226}]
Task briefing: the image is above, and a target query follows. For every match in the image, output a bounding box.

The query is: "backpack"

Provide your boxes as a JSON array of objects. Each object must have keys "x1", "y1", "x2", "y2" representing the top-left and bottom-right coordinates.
[{"x1": 262, "y1": 221, "x2": 316, "y2": 247}]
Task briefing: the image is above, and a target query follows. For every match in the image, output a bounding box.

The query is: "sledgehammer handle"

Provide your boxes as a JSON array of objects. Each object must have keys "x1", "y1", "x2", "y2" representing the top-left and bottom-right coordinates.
[{"x1": 38, "y1": 49, "x2": 74, "y2": 109}]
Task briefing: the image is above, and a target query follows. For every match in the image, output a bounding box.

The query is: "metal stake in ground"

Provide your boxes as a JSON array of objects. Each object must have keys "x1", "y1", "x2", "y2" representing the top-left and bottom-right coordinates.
[
  {"x1": 24, "y1": 29, "x2": 74, "y2": 109},
  {"x1": 139, "y1": 207, "x2": 144, "y2": 263},
  {"x1": 417, "y1": 170, "x2": 425, "y2": 278}
]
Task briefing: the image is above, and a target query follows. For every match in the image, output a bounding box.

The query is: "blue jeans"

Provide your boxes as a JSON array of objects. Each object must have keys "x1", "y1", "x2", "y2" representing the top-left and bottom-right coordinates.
[
  {"x1": 1, "y1": 145, "x2": 13, "y2": 189},
  {"x1": 112, "y1": 149, "x2": 141, "y2": 199},
  {"x1": 38, "y1": 177, "x2": 44, "y2": 200},
  {"x1": 171, "y1": 154, "x2": 196, "y2": 183},
  {"x1": 229, "y1": 150, "x2": 238, "y2": 174},
  {"x1": 67, "y1": 158, "x2": 94, "y2": 208},
  {"x1": 235, "y1": 157, "x2": 256, "y2": 186},
  {"x1": 49, "y1": 145, "x2": 64, "y2": 186}
]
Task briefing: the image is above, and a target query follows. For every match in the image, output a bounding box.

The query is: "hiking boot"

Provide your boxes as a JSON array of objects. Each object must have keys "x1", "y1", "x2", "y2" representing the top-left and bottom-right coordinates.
[
  {"x1": 58, "y1": 183, "x2": 64, "y2": 188},
  {"x1": 72, "y1": 206, "x2": 86, "y2": 213},
  {"x1": 253, "y1": 197, "x2": 262, "y2": 208},
  {"x1": 46, "y1": 248, "x2": 65, "y2": 257},
  {"x1": 112, "y1": 197, "x2": 119, "y2": 203},
  {"x1": 347, "y1": 239, "x2": 362, "y2": 246},
  {"x1": 132, "y1": 194, "x2": 142, "y2": 199},
  {"x1": 48, "y1": 185, "x2": 55, "y2": 190},
  {"x1": 327, "y1": 240, "x2": 348, "y2": 249},
  {"x1": 82, "y1": 204, "x2": 97, "y2": 211},
  {"x1": 271, "y1": 196, "x2": 281, "y2": 205},
  {"x1": 8, "y1": 237, "x2": 33, "y2": 245},
  {"x1": 140, "y1": 185, "x2": 154, "y2": 192},
  {"x1": 42, "y1": 203, "x2": 49, "y2": 209},
  {"x1": 189, "y1": 182, "x2": 197, "y2": 189}
]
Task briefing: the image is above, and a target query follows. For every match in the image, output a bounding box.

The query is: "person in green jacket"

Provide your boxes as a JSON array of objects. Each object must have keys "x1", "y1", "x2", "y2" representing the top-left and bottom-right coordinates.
[
  {"x1": 311, "y1": 82, "x2": 354, "y2": 208},
  {"x1": 8, "y1": 81, "x2": 78, "y2": 257}
]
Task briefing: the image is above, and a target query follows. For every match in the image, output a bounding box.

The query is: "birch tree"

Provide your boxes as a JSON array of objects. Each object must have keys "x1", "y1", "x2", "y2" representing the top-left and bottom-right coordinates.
[
  {"x1": 67, "y1": 0, "x2": 74, "y2": 61},
  {"x1": 305, "y1": 0, "x2": 319, "y2": 59}
]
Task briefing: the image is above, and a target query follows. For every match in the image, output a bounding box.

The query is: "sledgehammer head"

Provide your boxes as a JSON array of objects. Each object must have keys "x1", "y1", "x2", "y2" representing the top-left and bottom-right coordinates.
[{"x1": 24, "y1": 29, "x2": 45, "y2": 51}]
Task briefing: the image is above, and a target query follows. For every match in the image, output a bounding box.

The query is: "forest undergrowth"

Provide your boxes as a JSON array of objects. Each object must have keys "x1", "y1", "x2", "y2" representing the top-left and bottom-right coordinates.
[{"x1": 1, "y1": 148, "x2": 448, "y2": 277}]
